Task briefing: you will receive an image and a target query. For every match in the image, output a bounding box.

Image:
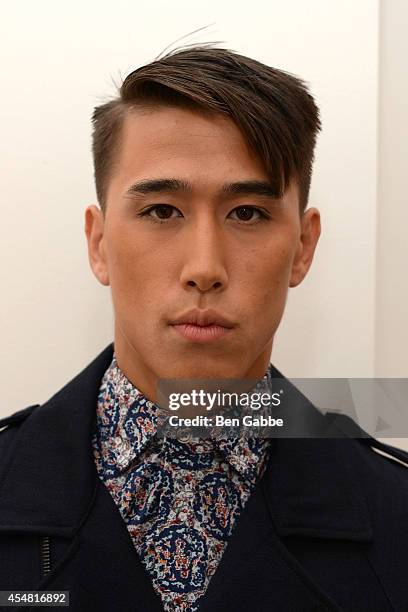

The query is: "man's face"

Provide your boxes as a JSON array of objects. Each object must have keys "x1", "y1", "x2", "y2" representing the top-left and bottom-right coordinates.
[{"x1": 85, "y1": 105, "x2": 320, "y2": 400}]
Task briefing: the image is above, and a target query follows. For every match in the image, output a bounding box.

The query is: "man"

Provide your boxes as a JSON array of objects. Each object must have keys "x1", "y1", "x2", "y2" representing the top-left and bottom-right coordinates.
[{"x1": 0, "y1": 46, "x2": 407, "y2": 612}]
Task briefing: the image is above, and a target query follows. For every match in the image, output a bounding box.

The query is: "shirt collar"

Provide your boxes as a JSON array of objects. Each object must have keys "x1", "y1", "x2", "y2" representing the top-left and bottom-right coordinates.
[{"x1": 94, "y1": 354, "x2": 272, "y2": 485}]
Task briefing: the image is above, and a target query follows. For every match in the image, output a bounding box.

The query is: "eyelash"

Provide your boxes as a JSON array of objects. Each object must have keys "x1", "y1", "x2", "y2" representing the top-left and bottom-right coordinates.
[{"x1": 137, "y1": 204, "x2": 271, "y2": 225}]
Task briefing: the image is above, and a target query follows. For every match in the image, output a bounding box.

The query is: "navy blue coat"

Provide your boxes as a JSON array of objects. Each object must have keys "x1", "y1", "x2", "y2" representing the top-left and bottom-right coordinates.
[{"x1": 1, "y1": 342, "x2": 408, "y2": 611}]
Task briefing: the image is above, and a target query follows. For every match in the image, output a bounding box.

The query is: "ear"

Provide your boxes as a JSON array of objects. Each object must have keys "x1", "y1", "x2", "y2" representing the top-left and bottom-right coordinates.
[
  {"x1": 289, "y1": 207, "x2": 321, "y2": 288},
  {"x1": 84, "y1": 205, "x2": 110, "y2": 286}
]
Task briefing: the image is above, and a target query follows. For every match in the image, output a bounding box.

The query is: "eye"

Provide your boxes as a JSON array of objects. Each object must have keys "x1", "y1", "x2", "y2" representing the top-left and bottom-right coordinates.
[
  {"x1": 137, "y1": 204, "x2": 270, "y2": 225},
  {"x1": 229, "y1": 206, "x2": 270, "y2": 224},
  {"x1": 138, "y1": 204, "x2": 182, "y2": 223}
]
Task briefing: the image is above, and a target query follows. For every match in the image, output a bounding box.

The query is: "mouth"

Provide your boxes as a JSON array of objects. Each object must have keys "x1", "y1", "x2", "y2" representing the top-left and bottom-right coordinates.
[
  {"x1": 171, "y1": 322, "x2": 233, "y2": 343},
  {"x1": 169, "y1": 308, "x2": 235, "y2": 343}
]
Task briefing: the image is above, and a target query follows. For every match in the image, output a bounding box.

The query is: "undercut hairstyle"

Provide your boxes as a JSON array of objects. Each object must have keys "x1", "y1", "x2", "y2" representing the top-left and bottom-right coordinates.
[{"x1": 91, "y1": 45, "x2": 321, "y2": 214}]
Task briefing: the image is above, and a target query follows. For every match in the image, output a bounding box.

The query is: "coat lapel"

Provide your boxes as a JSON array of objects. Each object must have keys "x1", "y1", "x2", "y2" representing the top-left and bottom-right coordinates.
[
  {"x1": 0, "y1": 342, "x2": 374, "y2": 611},
  {"x1": 198, "y1": 434, "x2": 372, "y2": 612},
  {"x1": 35, "y1": 476, "x2": 164, "y2": 610}
]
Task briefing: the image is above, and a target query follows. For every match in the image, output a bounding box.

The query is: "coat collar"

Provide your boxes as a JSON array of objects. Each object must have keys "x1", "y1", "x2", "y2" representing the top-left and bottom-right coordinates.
[{"x1": 0, "y1": 342, "x2": 372, "y2": 542}]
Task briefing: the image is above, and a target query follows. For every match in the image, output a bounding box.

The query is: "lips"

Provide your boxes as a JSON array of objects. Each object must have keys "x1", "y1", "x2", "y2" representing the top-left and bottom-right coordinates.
[
  {"x1": 169, "y1": 308, "x2": 235, "y2": 343},
  {"x1": 172, "y1": 323, "x2": 232, "y2": 342},
  {"x1": 169, "y1": 308, "x2": 235, "y2": 328}
]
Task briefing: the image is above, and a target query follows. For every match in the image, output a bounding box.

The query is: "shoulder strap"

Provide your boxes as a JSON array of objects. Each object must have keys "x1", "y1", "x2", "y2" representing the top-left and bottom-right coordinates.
[
  {"x1": 0, "y1": 404, "x2": 40, "y2": 429},
  {"x1": 325, "y1": 410, "x2": 408, "y2": 464},
  {"x1": 359, "y1": 435, "x2": 408, "y2": 465}
]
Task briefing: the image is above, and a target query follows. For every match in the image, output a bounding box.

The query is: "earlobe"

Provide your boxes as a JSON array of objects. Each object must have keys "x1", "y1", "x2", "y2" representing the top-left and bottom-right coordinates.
[
  {"x1": 289, "y1": 207, "x2": 321, "y2": 288},
  {"x1": 289, "y1": 242, "x2": 305, "y2": 288},
  {"x1": 84, "y1": 205, "x2": 110, "y2": 287}
]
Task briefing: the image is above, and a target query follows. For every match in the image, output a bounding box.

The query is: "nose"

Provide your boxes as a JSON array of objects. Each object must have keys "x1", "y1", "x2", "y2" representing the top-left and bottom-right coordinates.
[{"x1": 179, "y1": 217, "x2": 228, "y2": 293}]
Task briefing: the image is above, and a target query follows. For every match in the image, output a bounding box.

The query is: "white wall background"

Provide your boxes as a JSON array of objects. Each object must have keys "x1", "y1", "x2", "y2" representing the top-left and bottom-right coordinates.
[
  {"x1": 376, "y1": 0, "x2": 408, "y2": 451},
  {"x1": 1, "y1": 1, "x2": 405, "y2": 442}
]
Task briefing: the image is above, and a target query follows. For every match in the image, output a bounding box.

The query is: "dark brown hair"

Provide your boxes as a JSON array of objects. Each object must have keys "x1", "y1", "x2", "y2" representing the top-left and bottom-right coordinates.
[{"x1": 91, "y1": 46, "x2": 321, "y2": 213}]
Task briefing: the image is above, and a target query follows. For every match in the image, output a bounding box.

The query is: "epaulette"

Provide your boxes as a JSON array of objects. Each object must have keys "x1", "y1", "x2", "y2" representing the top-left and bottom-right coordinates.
[
  {"x1": 360, "y1": 435, "x2": 408, "y2": 467},
  {"x1": 0, "y1": 404, "x2": 40, "y2": 430},
  {"x1": 325, "y1": 410, "x2": 408, "y2": 467}
]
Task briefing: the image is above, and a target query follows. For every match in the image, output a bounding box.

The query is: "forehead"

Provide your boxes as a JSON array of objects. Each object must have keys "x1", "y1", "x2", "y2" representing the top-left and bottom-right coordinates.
[{"x1": 111, "y1": 105, "x2": 270, "y2": 186}]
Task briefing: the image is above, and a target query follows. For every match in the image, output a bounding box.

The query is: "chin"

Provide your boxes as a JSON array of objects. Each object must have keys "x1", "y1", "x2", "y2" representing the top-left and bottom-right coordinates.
[{"x1": 165, "y1": 358, "x2": 241, "y2": 381}]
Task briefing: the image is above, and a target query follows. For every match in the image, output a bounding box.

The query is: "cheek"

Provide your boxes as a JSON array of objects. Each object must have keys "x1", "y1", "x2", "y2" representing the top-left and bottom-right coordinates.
[
  {"x1": 104, "y1": 229, "x2": 160, "y2": 309},
  {"x1": 244, "y1": 241, "x2": 295, "y2": 295},
  {"x1": 240, "y1": 244, "x2": 295, "y2": 338}
]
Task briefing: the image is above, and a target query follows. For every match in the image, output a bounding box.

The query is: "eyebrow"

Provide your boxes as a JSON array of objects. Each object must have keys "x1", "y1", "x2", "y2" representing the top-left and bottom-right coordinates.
[{"x1": 124, "y1": 178, "x2": 281, "y2": 199}]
